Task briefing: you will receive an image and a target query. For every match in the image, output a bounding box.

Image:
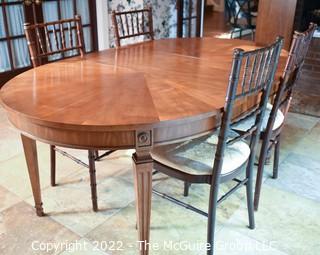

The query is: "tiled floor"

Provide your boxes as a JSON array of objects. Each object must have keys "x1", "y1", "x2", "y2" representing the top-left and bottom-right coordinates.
[{"x1": 0, "y1": 105, "x2": 319, "y2": 255}]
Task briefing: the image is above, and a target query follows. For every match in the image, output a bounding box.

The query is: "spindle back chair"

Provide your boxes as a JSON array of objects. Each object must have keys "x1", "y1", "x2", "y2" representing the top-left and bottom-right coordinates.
[
  {"x1": 277, "y1": 23, "x2": 317, "y2": 118},
  {"x1": 112, "y1": 7, "x2": 154, "y2": 47},
  {"x1": 253, "y1": 23, "x2": 317, "y2": 210},
  {"x1": 24, "y1": 15, "x2": 104, "y2": 212},
  {"x1": 151, "y1": 37, "x2": 283, "y2": 255},
  {"x1": 24, "y1": 15, "x2": 85, "y2": 67}
]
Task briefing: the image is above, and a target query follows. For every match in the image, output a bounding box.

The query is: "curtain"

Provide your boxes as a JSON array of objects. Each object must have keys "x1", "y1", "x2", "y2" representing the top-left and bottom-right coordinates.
[
  {"x1": 42, "y1": 1, "x2": 59, "y2": 22},
  {"x1": 0, "y1": 4, "x2": 30, "y2": 72},
  {"x1": 0, "y1": 8, "x2": 5, "y2": 38},
  {"x1": 42, "y1": 0, "x2": 92, "y2": 55},
  {"x1": 0, "y1": 0, "x2": 93, "y2": 72},
  {"x1": 0, "y1": 7, "x2": 10, "y2": 72},
  {"x1": 76, "y1": 0, "x2": 90, "y2": 24},
  {"x1": 0, "y1": 42, "x2": 10, "y2": 72},
  {"x1": 60, "y1": 0, "x2": 74, "y2": 19},
  {"x1": 76, "y1": 0, "x2": 92, "y2": 52}
]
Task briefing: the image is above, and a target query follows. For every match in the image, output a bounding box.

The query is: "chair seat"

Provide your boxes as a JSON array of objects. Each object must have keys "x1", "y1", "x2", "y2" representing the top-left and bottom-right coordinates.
[
  {"x1": 233, "y1": 103, "x2": 284, "y2": 133},
  {"x1": 151, "y1": 133, "x2": 250, "y2": 177}
]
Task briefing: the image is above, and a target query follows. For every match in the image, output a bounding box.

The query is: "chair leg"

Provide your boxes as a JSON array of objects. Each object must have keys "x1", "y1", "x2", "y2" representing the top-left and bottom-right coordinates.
[
  {"x1": 246, "y1": 165, "x2": 255, "y2": 229},
  {"x1": 88, "y1": 150, "x2": 98, "y2": 212},
  {"x1": 273, "y1": 136, "x2": 281, "y2": 179},
  {"x1": 50, "y1": 145, "x2": 56, "y2": 187},
  {"x1": 183, "y1": 182, "x2": 191, "y2": 197},
  {"x1": 264, "y1": 146, "x2": 272, "y2": 165},
  {"x1": 254, "y1": 139, "x2": 270, "y2": 211},
  {"x1": 207, "y1": 185, "x2": 219, "y2": 255},
  {"x1": 94, "y1": 150, "x2": 99, "y2": 159}
]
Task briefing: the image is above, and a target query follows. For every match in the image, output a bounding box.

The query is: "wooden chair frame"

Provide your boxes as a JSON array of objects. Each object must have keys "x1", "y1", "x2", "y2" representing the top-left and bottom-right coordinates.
[
  {"x1": 24, "y1": 15, "x2": 115, "y2": 212},
  {"x1": 253, "y1": 23, "x2": 317, "y2": 210},
  {"x1": 111, "y1": 7, "x2": 154, "y2": 47},
  {"x1": 24, "y1": 15, "x2": 85, "y2": 67},
  {"x1": 152, "y1": 37, "x2": 283, "y2": 255}
]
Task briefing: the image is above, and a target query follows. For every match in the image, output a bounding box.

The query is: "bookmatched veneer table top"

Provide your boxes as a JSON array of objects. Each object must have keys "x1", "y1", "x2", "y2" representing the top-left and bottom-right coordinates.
[{"x1": 0, "y1": 38, "x2": 287, "y2": 255}]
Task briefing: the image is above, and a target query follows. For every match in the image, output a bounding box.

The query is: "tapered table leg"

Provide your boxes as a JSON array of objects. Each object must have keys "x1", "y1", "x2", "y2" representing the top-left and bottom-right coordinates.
[
  {"x1": 132, "y1": 150, "x2": 153, "y2": 255},
  {"x1": 21, "y1": 135, "x2": 44, "y2": 217}
]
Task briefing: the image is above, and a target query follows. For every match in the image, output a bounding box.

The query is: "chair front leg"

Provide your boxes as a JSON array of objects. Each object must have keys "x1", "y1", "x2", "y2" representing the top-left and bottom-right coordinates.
[
  {"x1": 254, "y1": 138, "x2": 271, "y2": 211},
  {"x1": 94, "y1": 150, "x2": 99, "y2": 160},
  {"x1": 246, "y1": 162, "x2": 255, "y2": 228},
  {"x1": 272, "y1": 135, "x2": 281, "y2": 179},
  {"x1": 183, "y1": 182, "x2": 191, "y2": 197},
  {"x1": 50, "y1": 145, "x2": 56, "y2": 187},
  {"x1": 207, "y1": 184, "x2": 219, "y2": 255},
  {"x1": 88, "y1": 150, "x2": 98, "y2": 212}
]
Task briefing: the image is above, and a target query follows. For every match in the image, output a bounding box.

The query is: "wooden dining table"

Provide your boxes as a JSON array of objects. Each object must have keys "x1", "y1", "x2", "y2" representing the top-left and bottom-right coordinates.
[{"x1": 0, "y1": 37, "x2": 287, "y2": 254}]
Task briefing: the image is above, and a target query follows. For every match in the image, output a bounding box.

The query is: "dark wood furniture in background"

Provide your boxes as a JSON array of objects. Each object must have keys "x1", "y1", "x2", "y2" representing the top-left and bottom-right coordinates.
[
  {"x1": 255, "y1": 0, "x2": 297, "y2": 50},
  {"x1": 0, "y1": 38, "x2": 287, "y2": 255},
  {"x1": 0, "y1": 0, "x2": 97, "y2": 88},
  {"x1": 111, "y1": 8, "x2": 154, "y2": 47},
  {"x1": 253, "y1": 23, "x2": 317, "y2": 210},
  {"x1": 225, "y1": 0, "x2": 256, "y2": 39},
  {"x1": 24, "y1": 15, "x2": 99, "y2": 212},
  {"x1": 151, "y1": 38, "x2": 284, "y2": 255}
]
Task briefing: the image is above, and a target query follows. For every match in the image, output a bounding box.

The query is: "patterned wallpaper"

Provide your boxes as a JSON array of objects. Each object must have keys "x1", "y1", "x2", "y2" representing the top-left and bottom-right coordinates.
[{"x1": 107, "y1": 0, "x2": 177, "y2": 47}]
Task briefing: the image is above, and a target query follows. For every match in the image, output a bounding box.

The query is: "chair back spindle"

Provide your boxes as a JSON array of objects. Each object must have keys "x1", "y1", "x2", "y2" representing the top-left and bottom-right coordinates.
[
  {"x1": 213, "y1": 37, "x2": 284, "y2": 180},
  {"x1": 112, "y1": 7, "x2": 154, "y2": 47},
  {"x1": 264, "y1": 23, "x2": 317, "y2": 138},
  {"x1": 24, "y1": 15, "x2": 85, "y2": 67}
]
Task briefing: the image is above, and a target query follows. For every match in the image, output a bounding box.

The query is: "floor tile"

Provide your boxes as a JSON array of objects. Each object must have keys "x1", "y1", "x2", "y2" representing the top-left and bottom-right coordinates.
[
  {"x1": 0, "y1": 106, "x2": 10, "y2": 124},
  {"x1": 153, "y1": 176, "x2": 247, "y2": 227},
  {"x1": 292, "y1": 122, "x2": 320, "y2": 162},
  {"x1": 58, "y1": 238, "x2": 109, "y2": 255},
  {"x1": 0, "y1": 185, "x2": 21, "y2": 212},
  {"x1": 0, "y1": 143, "x2": 84, "y2": 199},
  {"x1": 284, "y1": 112, "x2": 319, "y2": 130},
  {"x1": 226, "y1": 186, "x2": 320, "y2": 255},
  {"x1": 25, "y1": 171, "x2": 136, "y2": 237},
  {"x1": 95, "y1": 149, "x2": 135, "y2": 184},
  {"x1": 0, "y1": 109, "x2": 319, "y2": 254},
  {"x1": 215, "y1": 228, "x2": 288, "y2": 255},
  {"x1": 0, "y1": 124, "x2": 24, "y2": 162},
  {"x1": 0, "y1": 202, "x2": 79, "y2": 255},
  {"x1": 266, "y1": 153, "x2": 320, "y2": 202},
  {"x1": 278, "y1": 113, "x2": 319, "y2": 161},
  {"x1": 86, "y1": 195, "x2": 208, "y2": 255}
]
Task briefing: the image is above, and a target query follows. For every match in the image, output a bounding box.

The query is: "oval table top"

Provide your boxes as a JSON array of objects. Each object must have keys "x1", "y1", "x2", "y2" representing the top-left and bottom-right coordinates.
[{"x1": 0, "y1": 38, "x2": 287, "y2": 149}]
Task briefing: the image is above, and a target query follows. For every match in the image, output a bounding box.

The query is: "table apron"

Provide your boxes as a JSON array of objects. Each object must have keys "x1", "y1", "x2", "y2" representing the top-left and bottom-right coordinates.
[{"x1": 8, "y1": 113, "x2": 218, "y2": 150}]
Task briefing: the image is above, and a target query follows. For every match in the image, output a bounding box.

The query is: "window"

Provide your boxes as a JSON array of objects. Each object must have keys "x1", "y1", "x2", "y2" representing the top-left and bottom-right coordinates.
[
  {"x1": 0, "y1": 0, "x2": 97, "y2": 87},
  {"x1": 177, "y1": 0, "x2": 202, "y2": 38},
  {"x1": 0, "y1": 0, "x2": 30, "y2": 73}
]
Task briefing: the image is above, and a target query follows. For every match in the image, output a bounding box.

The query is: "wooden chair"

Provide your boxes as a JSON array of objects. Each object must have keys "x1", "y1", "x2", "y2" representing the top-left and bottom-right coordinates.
[
  {"x1": 24, "y1": 15, "x2": 85, "y2": 66},
  {"x1": 252, "y1": 23, "x2": 317, "y2": 210},
  {"x1": 151, "y1": 37, "x2": 283, "y2": 255},
  {"x1": 111, "y1": 7, "x2": 154, "y2": 47},
  {"x1": 225, "y1": 0, "x2": 257, "y2": 40},
  {"x1": 24, "y1": 15, "x2": 106, "y2": 212}
]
